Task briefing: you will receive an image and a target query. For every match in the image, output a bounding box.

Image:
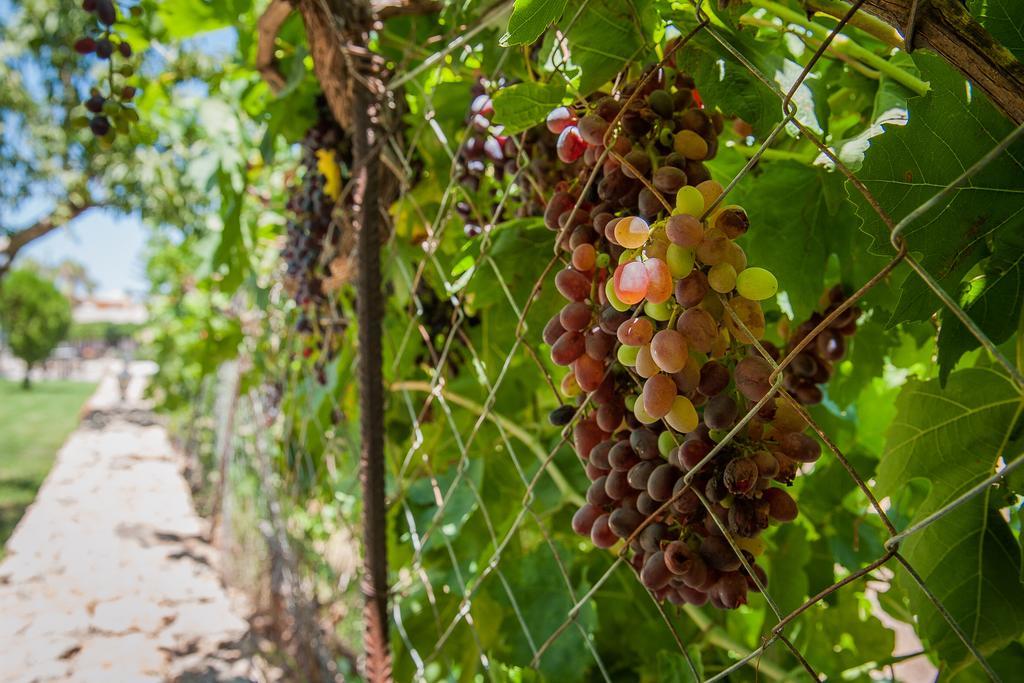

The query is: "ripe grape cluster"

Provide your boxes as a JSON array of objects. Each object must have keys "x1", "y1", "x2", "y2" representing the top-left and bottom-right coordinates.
[
  {"x1": 540, "y1": 68, "x2": 829, "y2": 610},
  {"x1": 455, "y1": 82, "x2": 515, "y2": 238},
  {"x1": 780, "y1": 286, "x2": 860, "y2": 405},
  {"x1": 282, "y1": 100, "x2": 349, "y2": 355},
  {"x1": 73, "y1": 0, "x2": 140, "y2": 139},
  {"x1": 453, "y1": 80, "x2": 564, "y2": 236}
]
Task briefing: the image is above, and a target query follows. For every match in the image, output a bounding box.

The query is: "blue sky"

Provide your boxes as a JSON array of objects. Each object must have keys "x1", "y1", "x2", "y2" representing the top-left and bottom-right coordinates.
[{"x1": 20, "y1": 205, "x2": 149, "y2": 295}]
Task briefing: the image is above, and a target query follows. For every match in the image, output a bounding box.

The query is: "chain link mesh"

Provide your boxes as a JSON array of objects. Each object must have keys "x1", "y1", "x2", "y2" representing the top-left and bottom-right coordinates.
[{"x1": 232, "y1": 0, "x2": 1024, "y2": 679}]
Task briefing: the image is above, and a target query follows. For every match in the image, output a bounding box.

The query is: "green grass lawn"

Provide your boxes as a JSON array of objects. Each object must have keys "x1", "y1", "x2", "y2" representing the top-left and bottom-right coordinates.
[{"x1": 0, "y1": 379, "x2": 96, "y2": 547}]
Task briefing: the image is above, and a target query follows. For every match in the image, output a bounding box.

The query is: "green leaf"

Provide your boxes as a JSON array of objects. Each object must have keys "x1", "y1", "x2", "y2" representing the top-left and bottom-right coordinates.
[
  {"x1": 157, "y1": 0, "x2": 253, "y2": 39},
  {"x1": 210, "y1": 173, "x2": 248, "y2": 293},
  {"x1": 1020, "y1": 506, "x2": 1024, "y2": 584},
  {"x1": 566, "y1": 0, "x2": 655, "y2": 95},
  {"x1": 827, "y1": 317, "x2": 899, "y2": 409},
  {"x1": 936, "y1": 228, "x2": 1024, "y2": 383},
  {"x1": 730, "y1": 162, "x2": 829, "y2": 321},
  {"x1": 728, "y1": 160, "x2": 888, "y2": 321},
  {"x1": 483, "y1": 540, "x2": 597, "y2": 679},
  {"x1": 948, "y1": 641, "x2": 1024, "y2": 682},
  {"x1": 492, "y1": 81, "x2": 567, "y2": 135},
  {"x1": 795, "y1": 593, "x2": 895, "y2": 679},
  {"x1": 876, "y1": 367, "x2": 1024, "y2": 671},
  {"x1": 654, "y1": 648, "x2": 703, "y2": 682},
  {"x1": 766, "y1": 523, "x2": 810, "y2": 614},
  {"x1": 872, "y1": 51, "x2": 921, "y2": 122},
  {"x1": 852, "y1": 54, "x2": 1024, "y2": 328},
  {"x1": 500, "y1": 0, "x2": 568, "y2": 47},
  {"x1": 968, "y1": 0, "x2": 1024, "y2": 61},
  {"x1": 676, "y1": 29, "x2": 783, "y2": 136}
]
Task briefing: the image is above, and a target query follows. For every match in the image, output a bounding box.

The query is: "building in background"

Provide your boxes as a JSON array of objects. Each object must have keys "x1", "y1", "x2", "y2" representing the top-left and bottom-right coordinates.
[{"x1": 72, "y1": 290, "x2": 147, "y2": 327}]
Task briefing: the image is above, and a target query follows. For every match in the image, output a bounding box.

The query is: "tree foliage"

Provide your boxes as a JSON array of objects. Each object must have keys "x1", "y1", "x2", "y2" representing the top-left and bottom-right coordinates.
[{"x1": 0, "y1": 269, "x2": 71, "y2": 386}]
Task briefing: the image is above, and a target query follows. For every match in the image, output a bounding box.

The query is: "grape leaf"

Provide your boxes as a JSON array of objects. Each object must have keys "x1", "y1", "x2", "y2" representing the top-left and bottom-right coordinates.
[
  {"x1": 851, "y1": 54, "x2": 1024, "y2": 329},
  {"x1": 728, "y1": 161, "x2": 886, "y2": 322},
  {"x1": 968, "y1": 0, "x2": 1024, "y2": 61},
  {"x1": 654, "y1": 648, "x2": 703, "y2": 682},
  {"x1": 872, "y1": 51, "x2": 921, "y2": 122},
  {"x1": 482, "y1": 540, "x2": 597, "y2": 679},
  {"x1": 876, "y1": 367, "x2": 1024, "y2": 671},
  {"x1": 936, "y1": 228, "x2": 1024, "y2": 383},
  {"x1": 948, "y1": 641, "x2": 1024, "y2": 682},
  {"x1": 491, "y1": 81, "x2": 567, "y2": 135},
  {"x1": 728, "y1": 162, "x2": 828, "y2": 321},
  {"x1": 796, "y1": 594, "x2": 895, "y2": 679},
  {"x1": 500, "y1": 0, "x2": 568, "y2": 47},
  {"x1": 676, "y1": 30, "x2": 782, "y2": 136},
  {"x1": 766, "y1": 523, "x2": 810, "y2": 615},
  {"x1": 157, "y1": 0, "x2": 252, "y2": 39},
  {"x1": 827, "y1": 317, "x2": 900, "y2": 409},
  {"x1": 566, "y1": 0, "x2": 655, "y2": 95}
]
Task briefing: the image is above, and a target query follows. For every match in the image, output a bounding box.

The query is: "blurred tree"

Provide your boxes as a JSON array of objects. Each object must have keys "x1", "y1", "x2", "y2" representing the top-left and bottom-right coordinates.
[
  {"x1": 0, "y1": 0, "x2": 214, "y2": 279},
  {"x1": 54, "y1": 258, "x2": 97, "y2": 298},
  {"x1": 20, "y1": 257, "x2": 97, "y2": 299},
  {"x1": 0, "y1": 269, "x2": 72, "y2": 388}
]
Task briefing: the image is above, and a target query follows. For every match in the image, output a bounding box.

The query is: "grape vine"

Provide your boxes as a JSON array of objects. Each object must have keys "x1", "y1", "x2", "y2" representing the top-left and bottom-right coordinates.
[{"x1": 281, "y1": 99, "x2": 352, "y2": 380}]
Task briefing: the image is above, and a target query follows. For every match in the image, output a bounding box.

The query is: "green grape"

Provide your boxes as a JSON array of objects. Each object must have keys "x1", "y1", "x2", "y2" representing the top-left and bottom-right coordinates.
[
  {"x1": 674, "y1": 185, "x2": 704, "y2": 217},
  {"x1": 735, "y1": 267, "x2": 778, "y2": 301},
  {"x1": 605, "y1": 279, "x2": 630, "y2": 312},
  {"x1": 644, "y1": 300, "x2": 672, "y2": 321},
  {"x1": 595, "y1": 252, "x2": 611, "y2": 268},
  {"x1": 633, "y1": 398, "x2": 658, "y2": 425},
  {"x1": 665, "y1": 395, "x2": 698, "y2": 432},
  {"x1": 666, "y1": 243, "x2": 695, "y2": 278},
  {"x1": 625, "y1": 395, "x2": 637, "y2": 412},
  {"x1": 708, "y1": 262, "x2": 737, "y2": 293},
  {"x1": 709, "y1": 428, "x2": 729, "y2": 443},
  {"x1": 617, "y1": 344, "x2": 640, "y2": 366},
  {"x1": 658, "y1": 429, "x2": 676, "y2": 456},
  {"x1": 618, "y1": 248, "x2": 639, "y2": 265}
]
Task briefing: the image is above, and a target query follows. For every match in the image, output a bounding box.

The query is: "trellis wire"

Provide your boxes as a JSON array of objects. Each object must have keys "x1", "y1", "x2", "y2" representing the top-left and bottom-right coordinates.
[{"x1": 299, "y1": 0, "x2": 1024, "y2": 679}]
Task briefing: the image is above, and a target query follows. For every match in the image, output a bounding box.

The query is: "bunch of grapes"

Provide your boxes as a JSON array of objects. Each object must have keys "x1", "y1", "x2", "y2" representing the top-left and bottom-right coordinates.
[
  {"x1": 282, "y1": 100, "x2": 350, "y2": 352},
  {"x1": 780, "y1": 286, "x2": 861, "y2": 405},
  {"x1": 454, "y1": 81, "x2": 516, "y2": 238},
  {"x1": 454, "y1": 78, "x2": 566, "y2": 236},
  {"x1": 410, "y1": 280, "x2": 479, "y2": 375},
  {"x1": 540, "y1": 67, "x2": 830, "y2": 610},
  {"x1": 73, "y1": 0, "x2": 140, "y2": 139}
]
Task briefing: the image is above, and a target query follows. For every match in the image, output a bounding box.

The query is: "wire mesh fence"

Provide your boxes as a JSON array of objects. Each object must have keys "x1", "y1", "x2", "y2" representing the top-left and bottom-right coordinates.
[
  {"x1": 192, "y1": 0, "x2": 1023, "y2": 680},
  {"x1": 351, "y1": 1, "x2": 1024, "y2": 680}
]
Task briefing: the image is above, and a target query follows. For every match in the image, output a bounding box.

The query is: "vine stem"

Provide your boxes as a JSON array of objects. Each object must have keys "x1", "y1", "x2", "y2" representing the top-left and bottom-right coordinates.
[
  {"x1": 391, "y1": 380, "x2": 586, "y2": 507},
  {"x1": 802, "y1": 0, "x2": 903, "y2": 47},
  {"x1": 727, "y1": 142, "x2": 818, "y2": 164},
  {"x1": 741, "y1": 13, "x2": 883, "y2": 80},
  {"x1": 749, "y1": 0, "x2": 930, "y2": 96}
]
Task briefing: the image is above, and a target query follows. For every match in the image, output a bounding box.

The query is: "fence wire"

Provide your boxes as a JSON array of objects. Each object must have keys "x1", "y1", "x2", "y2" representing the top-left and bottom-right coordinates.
[{"x1": 286, "y1": 0, "x2": 1024, "y2": 680}]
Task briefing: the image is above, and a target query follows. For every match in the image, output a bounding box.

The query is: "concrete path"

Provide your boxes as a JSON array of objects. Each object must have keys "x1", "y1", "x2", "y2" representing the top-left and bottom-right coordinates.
[{"x1": 0, "y1": 366, "x2": 265, "y2": 682}]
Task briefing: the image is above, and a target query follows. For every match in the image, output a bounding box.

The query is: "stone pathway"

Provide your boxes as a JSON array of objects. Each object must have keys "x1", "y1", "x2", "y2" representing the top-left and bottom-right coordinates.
[{"x1": 0, "y1": 366, "x2": 267, "y2": 682}]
